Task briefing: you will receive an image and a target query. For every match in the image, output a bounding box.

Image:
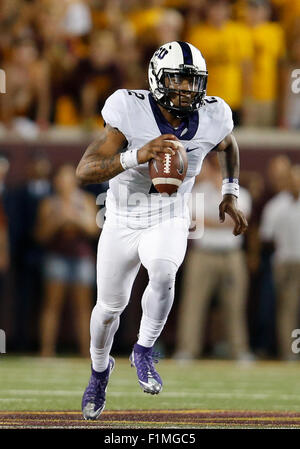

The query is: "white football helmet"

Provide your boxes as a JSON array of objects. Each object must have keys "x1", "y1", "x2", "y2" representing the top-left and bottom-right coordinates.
[{"x1": 148, "y1": 41, "x2": 208, "y2": 116}]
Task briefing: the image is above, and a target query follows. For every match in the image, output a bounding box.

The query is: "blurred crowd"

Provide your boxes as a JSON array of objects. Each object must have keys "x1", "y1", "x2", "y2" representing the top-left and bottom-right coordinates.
[{"x1": 1, "y1": 0, "x2": 300, "y2": 137}]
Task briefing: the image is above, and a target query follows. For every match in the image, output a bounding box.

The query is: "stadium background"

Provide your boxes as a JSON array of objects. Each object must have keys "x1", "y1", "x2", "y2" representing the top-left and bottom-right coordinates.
[{"x1": 0, "y1": 0, "x2": 300, "y2": 362}]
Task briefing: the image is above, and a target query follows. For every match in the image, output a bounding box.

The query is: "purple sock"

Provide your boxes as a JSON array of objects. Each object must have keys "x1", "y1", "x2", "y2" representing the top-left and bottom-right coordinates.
[
  {"x1": 91, "y1": 363, "x2": 109, "y2": 379},
  {"x1": 134, "y1": 343, "x2": 153, "y2": 354}
]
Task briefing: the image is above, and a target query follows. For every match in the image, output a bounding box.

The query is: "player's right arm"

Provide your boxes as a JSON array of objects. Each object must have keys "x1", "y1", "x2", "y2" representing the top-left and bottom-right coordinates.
[{"x1": 76, "y1": 125, "x2": 179, "y2": 185}]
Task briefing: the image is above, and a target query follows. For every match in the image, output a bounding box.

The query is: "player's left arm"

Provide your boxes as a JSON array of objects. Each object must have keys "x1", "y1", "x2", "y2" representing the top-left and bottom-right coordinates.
[{"x1": 214, "y1": 133, "x2": 248, "y2": 236}]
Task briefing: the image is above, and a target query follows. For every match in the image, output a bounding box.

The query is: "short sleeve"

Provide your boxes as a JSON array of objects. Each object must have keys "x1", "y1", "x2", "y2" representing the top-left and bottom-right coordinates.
[
  {"x1": 101, "y1": 89, "x2": 130, "y2": 139},
  {"x1": 213, "y1": 97, "x2": 234, "y2": 145}
]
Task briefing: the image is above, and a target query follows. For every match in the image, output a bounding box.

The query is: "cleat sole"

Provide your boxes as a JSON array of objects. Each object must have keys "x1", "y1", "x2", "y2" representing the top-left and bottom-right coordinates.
[{"x1": 82, "y1": 403, "x2": 105, "y2": 420}]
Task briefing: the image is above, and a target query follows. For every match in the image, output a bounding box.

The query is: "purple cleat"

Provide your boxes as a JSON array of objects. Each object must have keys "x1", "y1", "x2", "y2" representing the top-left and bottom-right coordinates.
[
  {"x1": 82, "y1": 356, "x2": 115, "y2": 420},
  {"x1": 129, "y1": 344, "x2": 162, "y2": 395}
]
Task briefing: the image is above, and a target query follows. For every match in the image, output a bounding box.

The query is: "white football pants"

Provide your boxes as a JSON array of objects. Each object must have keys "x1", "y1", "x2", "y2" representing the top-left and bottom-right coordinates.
[{"x1": 90, "y1": 217, "x2": 189, "y2": 372}]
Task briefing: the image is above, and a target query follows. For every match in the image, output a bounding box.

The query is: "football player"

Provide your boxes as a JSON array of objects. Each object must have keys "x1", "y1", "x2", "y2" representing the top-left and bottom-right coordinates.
[{"x1": 77, "y1": 41, "x2": 248, "y2": 420}]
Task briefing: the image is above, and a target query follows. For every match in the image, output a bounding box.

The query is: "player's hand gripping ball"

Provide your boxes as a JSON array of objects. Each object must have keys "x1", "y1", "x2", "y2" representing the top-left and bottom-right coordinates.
[{"x1": 149, "y1": 140, "x2": 188, "y2": 195}]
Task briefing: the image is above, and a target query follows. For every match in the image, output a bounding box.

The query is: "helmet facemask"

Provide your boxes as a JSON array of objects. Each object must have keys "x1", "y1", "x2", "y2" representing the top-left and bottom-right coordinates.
[{"x1": 152, "y1": 64, "x2": 208, "y2": 117}]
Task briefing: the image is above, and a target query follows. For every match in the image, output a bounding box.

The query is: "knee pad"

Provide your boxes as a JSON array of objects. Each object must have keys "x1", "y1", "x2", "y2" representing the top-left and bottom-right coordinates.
[
  {"x1": 148, "y1": 259, "x2": 177, "y2": 295},
  {"x1": 93, "y1": 301, "x2": 124, "y2": 325}
]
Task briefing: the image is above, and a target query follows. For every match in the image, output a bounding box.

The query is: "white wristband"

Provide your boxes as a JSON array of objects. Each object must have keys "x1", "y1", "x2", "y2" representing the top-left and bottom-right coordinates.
[
  {"x1": 222, "y1": 178, "x2": 239, "y2": 198},
  {"x1": 120, "y1": 148, "x2": 139, "y2": 170}
]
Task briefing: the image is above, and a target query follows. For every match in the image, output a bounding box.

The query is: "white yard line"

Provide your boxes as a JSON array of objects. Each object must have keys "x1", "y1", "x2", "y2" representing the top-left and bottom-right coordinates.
[{"x1": 1, "y1": 390, "x2": 300, "y2": 401}]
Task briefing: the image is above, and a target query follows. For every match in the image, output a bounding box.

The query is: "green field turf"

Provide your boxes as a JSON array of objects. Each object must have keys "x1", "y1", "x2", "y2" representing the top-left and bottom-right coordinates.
[{"x1": 1, "y1": 355, "x2": 300, "y2": 413}]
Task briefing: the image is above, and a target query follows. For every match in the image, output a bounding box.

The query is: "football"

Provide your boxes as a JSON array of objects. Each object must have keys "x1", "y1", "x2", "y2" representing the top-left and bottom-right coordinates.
[{"x1": 149, "y1": 140, "x2": 188, "y2": 195}]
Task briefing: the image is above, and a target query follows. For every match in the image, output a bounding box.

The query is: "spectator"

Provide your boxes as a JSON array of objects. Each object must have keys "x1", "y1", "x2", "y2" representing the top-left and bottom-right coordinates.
[
  {"x1": 38, "y1": 17, "x2": 81, "y2": 126},
  {"x1": 174, "y1": 156, "x2": 253, "y2": 361},
  {"x1": 115, "y1": 21, "x2": 145, "y2": 90},
  {"x1": 25, "y1": 1, "x2": 90, "y2": 127},
  {"x1": 35, "y1": 0, "x2": 91, "y2": 39},
  {"x1": 0, "y1": 152, "x2": 12, "y2": 257},
  {"x1": 90, "y1": 0, "x2": 126, "y2": 32},
  {"x1": 0, "y1": 152, "x2": 10, "y2": 197},
  {"x1": 186, "y1": 0, "x2": 253, "y2": 125},
  {"x1": 0, "y1": 38, "x2": 50, "y2": 137},
  {"x1": 126, "y1": 0, "x2": 166, "y2": 43},
  {"x1": 243, "y1": 0, "x2": 286, "y2": 127},
  {"x1": 12, "y1": 151, "x2": 52, "y2": 351},
  {"x1": 0, "y1": 200, "x2": 9, "y2": 294},
  {"x1": 257, "y1": 155, "x2": 292, "y2": 357},
  {"x1": 0, "y1": 154, "x2": 10, "y2": 305},
  {"x1": 142, "y1": 8, "x2": 185, "y2": 66},
  {"x1": 155, "y1": 9, "x2": 185, "y2": 46},
  {"x1": 35, "y1": 164, "x2": 99, "y2": 357},
  {"x1": 74, "y1": 31, "x2": 123, "y2": 128},
  {"x1": 182, "y1": 0, "x2": 206, "y2": 32},
  {"x1": 239, "y1": 168, "x2": 265, "y2": 274},
  {"x1": 0, "y1": 0, "x2": 33, "y2": 59},
  {"x1": 271, "y1": 0, "x2": 300, "y2": 39},
  {"x1": 280, "y1": 30, "x2": 300, "y2": 129},
  {"x1": 270, "y1": 165, "x2": 300, "y2": 360},
  {"x1": 62, "y1": 0, "x2": 92, "y2": 38},
  {"x1": 260, "y1": 155, "x2": 292, "y2": 244}
]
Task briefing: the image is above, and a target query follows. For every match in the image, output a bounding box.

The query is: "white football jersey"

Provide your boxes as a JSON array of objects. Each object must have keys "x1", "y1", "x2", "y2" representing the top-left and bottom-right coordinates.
[{"x1": 101, "y1": 89, "x2": 233, "y2": 228}]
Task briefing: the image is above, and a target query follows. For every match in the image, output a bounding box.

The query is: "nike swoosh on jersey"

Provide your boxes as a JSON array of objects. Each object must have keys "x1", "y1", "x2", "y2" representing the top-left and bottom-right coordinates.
[{"x1": 186, "y1": 147, "x2": 199, "y2": 153}]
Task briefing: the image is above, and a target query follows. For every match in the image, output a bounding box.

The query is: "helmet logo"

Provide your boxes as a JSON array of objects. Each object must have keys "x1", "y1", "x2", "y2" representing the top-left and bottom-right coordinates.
[{"x1": 155, "y1": 47, "x2": 169, "y2": 60}]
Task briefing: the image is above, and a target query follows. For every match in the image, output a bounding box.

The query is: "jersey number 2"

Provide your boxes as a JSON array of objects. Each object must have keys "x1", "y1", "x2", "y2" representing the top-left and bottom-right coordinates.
[
  {"x1": 204, "y1": 97, "x2": 218, "y2": 104},
  {"x1": 127, "y1": 90, "x2": 145, "y2": 100}
]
